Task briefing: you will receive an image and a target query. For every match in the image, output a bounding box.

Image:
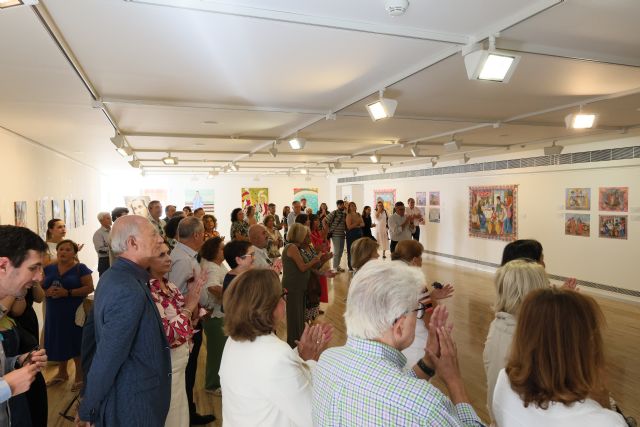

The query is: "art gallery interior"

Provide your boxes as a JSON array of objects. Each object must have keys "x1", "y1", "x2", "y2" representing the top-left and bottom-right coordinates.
[{"x1": 0, "y1": 0, "x2": 638, "y2": 425}]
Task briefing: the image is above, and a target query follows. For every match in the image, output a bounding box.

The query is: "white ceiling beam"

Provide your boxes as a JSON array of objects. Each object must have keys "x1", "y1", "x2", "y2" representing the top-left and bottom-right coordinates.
[
  {"x1": 124, "y1": 132, "x2": 275, "y2": 141},
  {"x1": 133, "y1": 148, "x2": 422, "y2": 158},
  {"x1": 101, "y1": 96, "x2": 329, "y2": 116},
  {"x1": 123, "y1": 0, "x2": 468, "y2": 44}
]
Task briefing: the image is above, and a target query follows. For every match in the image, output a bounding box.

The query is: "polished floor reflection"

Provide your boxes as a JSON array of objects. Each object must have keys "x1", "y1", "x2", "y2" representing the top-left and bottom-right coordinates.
[{"x1": 44, "y1": 258, "x2": 639, "y2": 425}]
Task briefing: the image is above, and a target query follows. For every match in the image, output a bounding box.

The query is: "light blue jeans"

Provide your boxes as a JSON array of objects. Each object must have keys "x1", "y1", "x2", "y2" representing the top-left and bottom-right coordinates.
[{"x1": 331, "y1": 235, "x2": 346, "y2": 269}]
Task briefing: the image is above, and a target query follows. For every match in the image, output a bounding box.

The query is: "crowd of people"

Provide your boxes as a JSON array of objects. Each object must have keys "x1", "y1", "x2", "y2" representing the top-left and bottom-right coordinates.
[{"x1": 0, "y1": 196, "x2": 632, "y2": 427}]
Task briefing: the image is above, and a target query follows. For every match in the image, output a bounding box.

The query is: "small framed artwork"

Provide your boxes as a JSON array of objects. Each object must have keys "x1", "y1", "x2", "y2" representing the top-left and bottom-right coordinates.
[
  {"x1": 564, "y1": 213, "x2": 590, "y2": 237},
  {"x1": 415, "y1": 192, "x2": 427, "y2": 207},
  {"x1": 52, "y1": 200, "x2": 61, "y2": 219},
  {"x1": 565, "y1": 188, "x2": 590, "y2": 211},
  {"x1": 74, "y1": 200, "x2": 82, "y2": 228},
  {"x1": 14, "y1": 201, "x2": 27, "y2": 227},
  {"x1": 599, "y1": 215, "x2": 627, "y2": 239},
  {"x1": 64, "y1": 200, "x2": 72, "y2": 226},
  {"x1": 429, "y1": 208, "x2": 440, "y2": 223},
  {"x1": 598, "y1": 187, "x2": 628, "y2": 212},
  {"x1": 36, "y1": 200, "x2": 48, "y2": 240},
  {"x1": 82, "y1": 200, "x2": 87, "y2": 225},
  {"x1": 429, "y1": 191, "x2": 440, "y2": 206}
]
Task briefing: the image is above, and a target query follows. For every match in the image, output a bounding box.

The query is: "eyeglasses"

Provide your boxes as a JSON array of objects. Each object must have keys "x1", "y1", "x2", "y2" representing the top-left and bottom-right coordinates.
[
  {"x1": 280, "y1": 288, "x2": 288, "y2": 302},
  {"x1": 239, "y1": 253, "x2": 255, "y2": 259},
  {"x1": 393, "y1": 303, "x2": 426, "y2": 324}
]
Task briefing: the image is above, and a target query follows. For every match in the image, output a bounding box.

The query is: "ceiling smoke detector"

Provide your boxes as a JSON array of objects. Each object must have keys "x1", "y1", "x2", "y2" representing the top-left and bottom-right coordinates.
[{"x1": 385, "y1": 0, "x2": 409, "y2": 16}]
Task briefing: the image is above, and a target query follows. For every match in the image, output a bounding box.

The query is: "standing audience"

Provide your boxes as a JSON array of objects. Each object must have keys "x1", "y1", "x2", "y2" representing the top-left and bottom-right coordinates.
[
  {"x1": 163, "y1": 204, "x2": 177, "y2": 223},
  {"x1": 323, "y1": 200, "x2": 347, "y2": 273},
  {"x1": 249, "y1": 224, "x2": 272, "y2": 269},
  {"x1": 345, "y1": 202, "x2": 364, "y2": 271},
  {"x1": 263, "y1": 215, "x2": 284, "y2": 260},
  {"x1": 360, "y1": 205, "x2": 375, "y2": 240},
  {"x1": 203, "y1": 214, "x2": 219, "y2": 240},
  {"x1": 230, "y1": 208, "x2": 249, "y2": 241},
  {"x1": 406, "y1": 198, "x2": 424, "y2": 242},
  {"x1": 222, "y1": 241, "x2": 254, "y2": 292},
  {"x1": 388, "y1": 202, "x2": 415, "y2": 253},
  {"x1": 287, "y1": 201, "x2": 302, "y2": 229},
  {"x1": 374, "y1": 201, "x2": 390, "y2": 258},
  {"x1": 245, "y1": 205, "x2": 257, "y2": 226},
  {"x1": 147, "y1": 200, "x2": 166, "y2": 240},
  {"x1": 92, "y1": 212, "x2": 112, "y2": 276},
  {"x1": 282, "y1": 206, "x2": 291, "y2": 238},
  {"x1": 267, "y1": 203, "x2": 283, "y2": 231},
  {"x1": 349, "y1": 237, "x2": 379, "y2": 273}
]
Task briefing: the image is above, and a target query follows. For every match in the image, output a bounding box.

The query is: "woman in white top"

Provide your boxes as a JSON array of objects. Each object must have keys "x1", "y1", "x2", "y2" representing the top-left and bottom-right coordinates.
[
  {"x1": 219, "y1": 269, "x2": 333, "y2": 427},
  {"x1": 373, "y1": 201, "x2": 389, "y2": 258},
  {"x1": 492, "y1": 288, "x2": 625, "y2": 427},
  {"x1": 390, "y1": 240, "x2": 454, "y2": 369},
  {"x1": 483, "y1": 259, "x2": 549, "y2": 422},
  {"x1": 199, "y1": 236, "x2": 228, "y2": 394}
]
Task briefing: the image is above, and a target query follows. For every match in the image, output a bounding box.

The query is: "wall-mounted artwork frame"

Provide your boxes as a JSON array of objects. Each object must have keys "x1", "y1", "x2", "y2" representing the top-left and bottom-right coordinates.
[{"x1": 469, "y1": 185, "x2": 517, "y2": 241}]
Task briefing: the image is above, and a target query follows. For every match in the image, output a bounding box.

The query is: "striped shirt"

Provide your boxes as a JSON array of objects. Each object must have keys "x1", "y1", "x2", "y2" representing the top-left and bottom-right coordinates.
[
  {"x1": 313, "y1": 336, "x2": 485, "y2": 427},
  {"x1": 325, "y1": 209, "x2": 346, "y2": 236}
]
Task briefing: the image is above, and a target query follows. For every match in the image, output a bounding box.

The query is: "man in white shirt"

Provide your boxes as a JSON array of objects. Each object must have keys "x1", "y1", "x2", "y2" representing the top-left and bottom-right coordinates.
[
  {"x1": 168, "y1": 217, "x2": 215, "y2": 425},
  {"x1": 388, "y1": 202, "x2": 415, "y2": 253},
  {"x1": 0, "y1": 226, "x2": 48, "y2": 426},
  {"x1": 147, "y1": 200, "x2": 166, "y2": 240},
  {"x1": 92, "y1": 212, "x2": 112, "y2": 276},
  {"x1": 249, "y1": 224, "x2": 272, "y2": 269},
  {"x1": 406, "y1": 198, "x2": 424, "y2": 242},
  {"x1": 268, "y1": 203, "x2": 283, "y2": 231},
  {"x1": 287, "y1": 201, "x2": 302, "y2": 228}
]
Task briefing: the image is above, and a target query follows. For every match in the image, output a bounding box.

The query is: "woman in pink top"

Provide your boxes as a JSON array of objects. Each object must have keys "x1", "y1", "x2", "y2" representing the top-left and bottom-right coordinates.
[{"x1": 148, "y1": 244, "x2": 203, "y2": 427}]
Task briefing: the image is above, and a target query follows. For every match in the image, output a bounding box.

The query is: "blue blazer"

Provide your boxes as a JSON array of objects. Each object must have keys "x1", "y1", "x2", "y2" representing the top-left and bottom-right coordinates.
[{"x1": 78, "y1": 257, "x2": 171, "y2": 426}]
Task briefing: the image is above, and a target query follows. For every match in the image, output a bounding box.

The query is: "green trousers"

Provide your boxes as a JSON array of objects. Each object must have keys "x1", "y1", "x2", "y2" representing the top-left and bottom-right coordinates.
[{"x1": 202, "y1": 316, "x2": 227, "y2": 390}]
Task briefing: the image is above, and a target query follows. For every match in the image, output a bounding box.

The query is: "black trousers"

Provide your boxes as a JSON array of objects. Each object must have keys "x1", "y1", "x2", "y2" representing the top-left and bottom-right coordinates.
[
  {"x1": 186, "y1": 327, "x2": 202, "y2": 416},
  {"x1": 390, "y1": 240, "x2": 398, "y2": 253},
  {"x1": 97, "y1": 257, "x2": 110, "y2": 277},
  {"x1": 412, "y1": 226, "x2": 420, "y2": 241}
]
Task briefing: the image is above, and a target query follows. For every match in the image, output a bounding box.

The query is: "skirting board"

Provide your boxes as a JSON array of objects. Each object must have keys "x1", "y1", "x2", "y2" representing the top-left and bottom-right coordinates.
[{"x1": 423, "y1": 250, "x2": 640, "y2": 304}]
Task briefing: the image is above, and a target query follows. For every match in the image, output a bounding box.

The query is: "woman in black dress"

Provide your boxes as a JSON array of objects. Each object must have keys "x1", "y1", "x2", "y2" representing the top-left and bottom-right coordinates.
[{"x1": 361, "y1": 206, "x2": 376, "y2": 240}]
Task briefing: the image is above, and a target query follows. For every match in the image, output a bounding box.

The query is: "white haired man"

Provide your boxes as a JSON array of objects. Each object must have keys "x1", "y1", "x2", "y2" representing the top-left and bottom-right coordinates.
[
  {"x1": 92, "y1": 212, "x2": 112, "y2": 276},
  {"x1": 312, "y1": 260, "x2": 484, "y2": 426}
]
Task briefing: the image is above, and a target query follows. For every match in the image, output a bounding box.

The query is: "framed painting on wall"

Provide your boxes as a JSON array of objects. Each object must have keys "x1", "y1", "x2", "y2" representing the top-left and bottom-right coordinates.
[
  {"x1": 82, "y1": 200, "x2": 87, "y2": 225},
  {"x1": 63, "y1": 200, "x2": 71, "y2": 226},
  {"x1": 469, "y1": 185, "x2": 517, "y2": 241},
  {"x1": 241, "y1": 188, "x2": 269, "y2": 222},
  {"x1": 125, "y1": 196, "x2": 151, "y2": 217},
  {"x1": 74, "y1": 200, "x2": 82, "y2": 228},
  {"x1": 415, "y1": 192, "x2": 427, "y2": 207},
  {"x1": 598, "y1": 187, "x2": 628, "y2": 212},
  {"x1": 52, "y1": 200, "x2": 61, "y2": 219},
  {"x1": 294, "y1": 188, "x2": 319, "y2": 212},
  {"x1": 373, "y1": 189, "x2": 396, "y2": 215},
  {"x1": 565, "y1": 213, "x2": 590, "y2": 237},
  {"x1": 36, "y1": 200, "x2": 48, "y2": 240},
  {"x1": 428, "y1": 208, "x2": 440, "y2": 223},
  {"x1": 429, "y1": 191, "x2": 440, "y2": 206},
  {"x1": 565, "y1": 188, "x2": 590, "y2": 210},
  {"x1": 185, "y1": 189, "x2": 215, "y2": 212},
  {"x1": 14, "y1": 201, "x2": 27, "y2": 227},
  {"x1": 599, "y1": 215, "x2": 627, "y2": 239}
]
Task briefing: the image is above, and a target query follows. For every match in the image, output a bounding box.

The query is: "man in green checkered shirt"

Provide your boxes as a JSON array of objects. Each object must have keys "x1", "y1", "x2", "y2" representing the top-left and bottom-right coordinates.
[{"x1": 313, "y1": 260, "x2": 485, "y2": 426}]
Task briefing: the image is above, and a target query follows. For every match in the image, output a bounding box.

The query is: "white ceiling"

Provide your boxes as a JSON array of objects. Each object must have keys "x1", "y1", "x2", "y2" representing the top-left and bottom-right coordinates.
[{"x1": 0, "y1": 0, "x2": 639, "y2": 175}]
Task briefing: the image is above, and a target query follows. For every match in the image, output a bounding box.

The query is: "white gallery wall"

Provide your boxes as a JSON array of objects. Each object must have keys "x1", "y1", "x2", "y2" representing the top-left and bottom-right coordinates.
[
  {"x1": 0, "y1": 127, "x2": 101, "y2": 271},
  {"x1": 332, "y1": 136, "x2": 640, "y2": 297},
  {"x1": 100, "y1": 172, "x2": 330, "y2": 238}
]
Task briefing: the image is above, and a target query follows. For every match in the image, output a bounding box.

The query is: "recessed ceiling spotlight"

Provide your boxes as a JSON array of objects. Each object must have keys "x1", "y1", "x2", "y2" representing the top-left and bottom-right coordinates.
[
  {"x1": 289, "y1": 137, "x2": 306, "y2": 150},
  {"x1": 366, "y1": 89, "x2": 398, "y2": 121},
  {"x1": 162, "y1": 153, "x2": 178, "y2": 165}
]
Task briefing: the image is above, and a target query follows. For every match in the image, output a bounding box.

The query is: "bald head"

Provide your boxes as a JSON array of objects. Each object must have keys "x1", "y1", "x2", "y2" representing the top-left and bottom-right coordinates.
[
  {"x1": 110, "y1": 215, "x2": 163, "y2": 267},
  {"x1": 249, "y1": 224, "x2": 269, "y2": 249}
]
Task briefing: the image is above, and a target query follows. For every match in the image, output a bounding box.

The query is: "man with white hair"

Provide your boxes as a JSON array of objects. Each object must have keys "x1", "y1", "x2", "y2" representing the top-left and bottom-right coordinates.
[
  {"x1": 248, "y1": 224, "x2": 272, "y2": 269},
  {"x1": 78, "y1": 215, "x2": 170, "y2": 427},
  {"x1": 312, "y1": 260, "x2": 483, "y2": 426},
  {"x1": 92, "y1": 212, "x2": 112, "y2": 276}
]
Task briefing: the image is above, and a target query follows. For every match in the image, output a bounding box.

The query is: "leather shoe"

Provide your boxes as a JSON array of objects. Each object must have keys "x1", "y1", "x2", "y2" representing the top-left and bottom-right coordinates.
[{"x1": 190, "y1": 413, "x2": 216, "y2": 425}]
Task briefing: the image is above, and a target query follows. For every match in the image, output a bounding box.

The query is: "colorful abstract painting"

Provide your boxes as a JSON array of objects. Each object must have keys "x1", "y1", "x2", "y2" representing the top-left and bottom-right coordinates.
[
  {"x1": 598, "y1": 187, "x2": 628, "y2": 212},
  {"x1": 14, "y1": 201, "x2": 27, "y2": 227},
  {"x1": 241, "y1": 188, "x2": 269, "y2": 222},
  {"x1": 416, "y1": 192, "x2": 427, "y2": 207},
  {"x1": 294, "y1": 188, "x2": 319, "y2": 213},
  {"x1": 565, "y1": 188, "x2": 590, "y2": 211},
  {"x1": 36, "y1": 200, "x2": 48, "y2": 240},
  {"x1": 469, "y1": 185, "x2": 517, "y2": 241},
  {"x1": 429, "y1": 191, "x2": 440, "y2": 206},
  {"x1": 428, "y1": 208, "x2": 440, "y2": 223},
  {"x1": 565, "y1": 213, "x2": 590, "y2": 237},
  {"x1": 599, "y1": 215, "x2": 627, "y2": 239},
  {"x1": 373, "y1": 189, "x2": 396, "y2": 215},
  {"x1": 184, "y1": 189, "x2": 215, "y2": 212}
]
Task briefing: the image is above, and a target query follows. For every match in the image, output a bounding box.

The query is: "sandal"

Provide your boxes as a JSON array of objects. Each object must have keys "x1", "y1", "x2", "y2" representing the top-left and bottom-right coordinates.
[
  {"x1": 71, "y1": 381, "x2": 84, "y2": 392},
  {"x1": 46, "y1": 376, "x2": 68, "y2": 387}
]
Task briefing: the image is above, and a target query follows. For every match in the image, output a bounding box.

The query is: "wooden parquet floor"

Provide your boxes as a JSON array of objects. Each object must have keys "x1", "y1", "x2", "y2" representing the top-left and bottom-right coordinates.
[{"x1": 43, "y1": 257, "x2": 640, "y2": 425}]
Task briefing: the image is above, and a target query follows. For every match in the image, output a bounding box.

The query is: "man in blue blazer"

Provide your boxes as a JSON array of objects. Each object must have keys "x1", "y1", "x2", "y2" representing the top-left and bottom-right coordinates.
[{"x1": 78, "y1": 215, "x2": 170, "y2": 426}]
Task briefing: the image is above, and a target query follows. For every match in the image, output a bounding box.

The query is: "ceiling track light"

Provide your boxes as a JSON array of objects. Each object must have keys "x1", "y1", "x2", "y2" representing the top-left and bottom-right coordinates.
[
  {"x1": 110, "y1": 134, "x2": 133, "y2": 157},
  {"x1": 366, "y1": 89, "x2": 398, "y2": 121},
  {"x1": 565, "y1": 109, "x2": 597, "y2": 129},
  {"x1": 334, "y1": 160, "x2": 342, "y2": 169},
  {"x1": 128, "y1": 157, "x2": 140, "y2": 168},
  {"x1": 462, "y1": 153, "x2": 471, "y2": 164},
  {"x1": 370, "y1": 153, "x2": 380, "y2": 163},
  {"x1": 353, "y1": 168, "x2": 359, "y2": 176},
  {"x1": 230, "y1": 163, "x2": 239, "y2": 171},
  {"x1": 0, "y1": 0, "x2": 38, "y2": 10},
  {"x1": 268, "y1": 142, "x2": 278, "y2": 158},
  {"x1": 162, "y1": 153, "x2": 178, "y2": 165},
  {"x1": 410, "y1": 145, "x2": 420, "y2": 157},
  {"x1": 380, "y1": 166, "x2": 387, "y2": 174},
  {"x1": 431, "y1": 157, "x2": 438, "y2": 167},
  {"x1": 444, "y1": 139, "x2": 461, "y2": 152},
  {"x1": 543, "y1": 141, "x2": 564, "y2": 155},
  {"x1": 208, "y1": 169, "x2": 218, "y2": 179},
  {"x1": 289, "y1": 136, "x2": 306, "y2": 150},
  {"x1": 299, "y1": 168, "x2": 308, "y2": 175},
  {"x1": 305, "y1": 175, "x2": 312, "y2": 182},
  {"x1": 463, "y1": 36, "x2": 520, "y2": 83}
]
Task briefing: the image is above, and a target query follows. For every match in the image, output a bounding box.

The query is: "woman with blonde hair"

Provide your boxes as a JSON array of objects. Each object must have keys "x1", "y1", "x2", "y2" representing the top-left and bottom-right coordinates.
[
  {"x1": 349, "y1": 237, "x2": 379, "y2": 272},
  {"x1": 219, "y1": 269, "x2": 332, "y2": 427},
  {"x1": 492, "y1": 288, "x2": 625, "y2": 426},
  {"x1": 483, "y1": 259, "x2": 549, "y2": 421}
]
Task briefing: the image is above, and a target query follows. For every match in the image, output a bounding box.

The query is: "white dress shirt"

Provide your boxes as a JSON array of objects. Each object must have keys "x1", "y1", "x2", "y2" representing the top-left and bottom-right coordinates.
[
  {"x1": 483, "y1": 311, "x2": 516, "y2": 420},
  {"x1": 252, "y1": 246, "x2": 272, "y2": 269},
  {"x1": 406, "y1": 206, "x2": 423, "y2": 226},
  {"x1": 388, "y1": 213, "x2": 415, "y2": 242},
  {"x1": 492, "y1": 369, "x2": 625, "y2": 427},
  {"x1": 220, "y1": 333, "x2": 315, "y2": 427},
  {"x1": 200, "y1": 260, "x2": 228, "y2": 318}
]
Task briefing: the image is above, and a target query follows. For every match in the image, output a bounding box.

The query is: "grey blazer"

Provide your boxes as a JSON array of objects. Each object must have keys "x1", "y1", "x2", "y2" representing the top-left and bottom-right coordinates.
[{"x1": 78, "y1": 257, "x2": 171, "y2": 426}]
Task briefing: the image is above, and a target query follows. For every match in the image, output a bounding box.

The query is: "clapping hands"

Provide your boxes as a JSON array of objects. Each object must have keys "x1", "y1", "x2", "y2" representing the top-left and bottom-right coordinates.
[
  {"x1": 296, "y1": 323, "x2": 333, "y2": 361},
  {"x1": 430, "y1": 283, "x2": 454, "y2": 300}
]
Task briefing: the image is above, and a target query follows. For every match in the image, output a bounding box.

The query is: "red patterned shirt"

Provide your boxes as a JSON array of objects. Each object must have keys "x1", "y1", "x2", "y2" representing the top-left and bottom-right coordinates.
[{"x1": 149, "y1": 278, "x2": 194, "y2": 348}]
